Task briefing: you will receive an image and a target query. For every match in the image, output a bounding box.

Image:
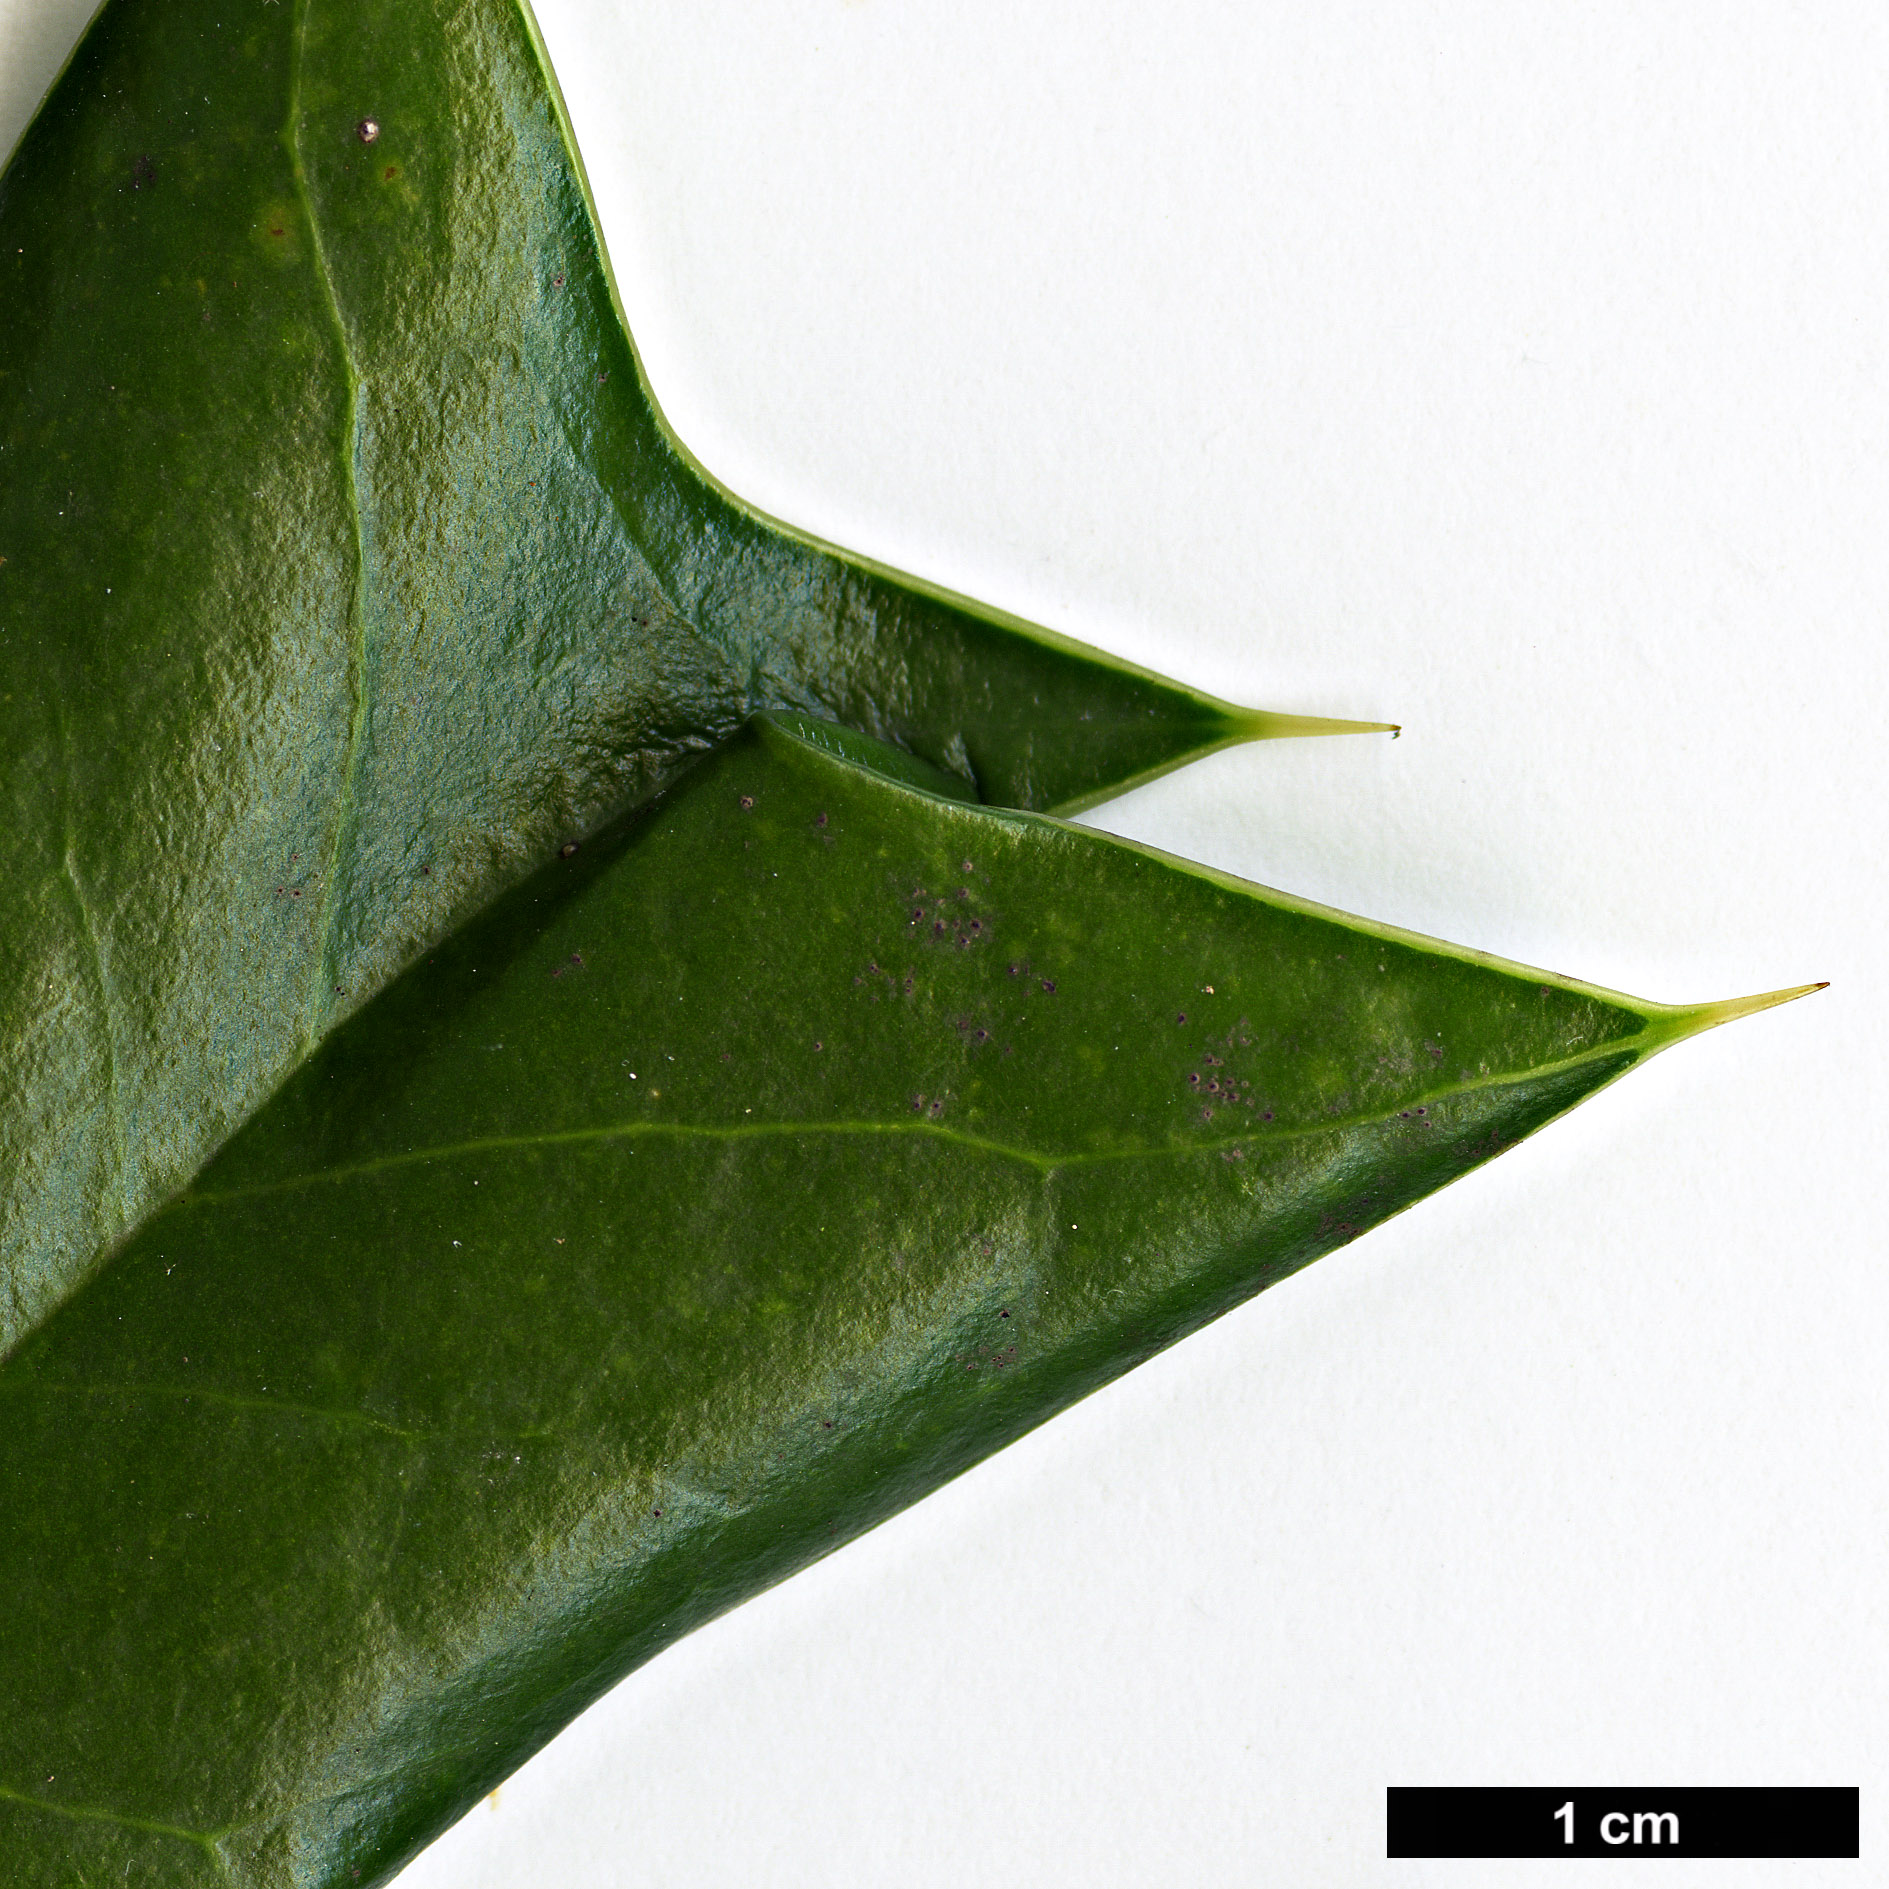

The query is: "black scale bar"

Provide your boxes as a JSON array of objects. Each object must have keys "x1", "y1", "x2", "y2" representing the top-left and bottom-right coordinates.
[{"x1": 1387, "y1": 1787, "x2": 1858, "y2": 1858}]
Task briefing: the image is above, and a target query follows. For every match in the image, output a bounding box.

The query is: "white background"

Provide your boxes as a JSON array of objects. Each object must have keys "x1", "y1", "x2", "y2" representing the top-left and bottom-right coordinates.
[{"x1": 3, "y1": 1, "x2": 1884, "y2": 1883}]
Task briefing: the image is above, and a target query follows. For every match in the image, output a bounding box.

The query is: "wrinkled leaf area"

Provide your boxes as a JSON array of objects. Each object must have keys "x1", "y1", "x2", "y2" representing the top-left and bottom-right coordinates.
[{"x1": 0, "y1": 717, "x2": 1645, "y2": 1886}]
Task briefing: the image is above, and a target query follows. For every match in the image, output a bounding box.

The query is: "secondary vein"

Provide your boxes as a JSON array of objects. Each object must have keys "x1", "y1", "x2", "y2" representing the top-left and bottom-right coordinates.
[
  {"x1": 56, "y1": 706, "x2": 128, "y2": 1229},
  {"x1": 2, "y1": 1378, "x2": 556, "y2": 1448},
  {"x1": 0, "y1": 1781, "x2": 224, "y2": 1860}
]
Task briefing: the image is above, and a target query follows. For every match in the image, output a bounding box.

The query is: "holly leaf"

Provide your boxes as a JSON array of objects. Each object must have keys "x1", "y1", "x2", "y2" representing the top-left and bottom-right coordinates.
[
  {"x1": 0, "y1": 713, "x2": 1811, "y2": 1886},
  {"x1": 0, "y1": 0, "x2": 1388, "y2": 1350}
]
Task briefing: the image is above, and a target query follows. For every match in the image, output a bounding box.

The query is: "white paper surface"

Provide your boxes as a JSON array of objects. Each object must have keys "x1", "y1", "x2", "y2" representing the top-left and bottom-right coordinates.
[{"x1": 3, "y1": 1, "x2": 1883, "y2": 1882}]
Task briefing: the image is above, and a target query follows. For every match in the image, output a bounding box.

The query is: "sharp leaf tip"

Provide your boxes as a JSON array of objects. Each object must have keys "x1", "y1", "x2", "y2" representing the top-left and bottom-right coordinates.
[
  {"x1": 1237, "y1": 711, "x2": 1402, "y2": 743},
  {"x1": 1664, "y1": 980, "x2": 1828, "y2": 1043}
]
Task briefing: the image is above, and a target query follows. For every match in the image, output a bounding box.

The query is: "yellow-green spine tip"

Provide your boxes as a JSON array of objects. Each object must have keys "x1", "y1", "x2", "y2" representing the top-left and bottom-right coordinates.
[
  {"x1": 1235, "y1": 710, "x2": 1402, "y2": 742},
  {"x1": 1644, "y1": 979, "x2": 1828, "y2": 1053}
]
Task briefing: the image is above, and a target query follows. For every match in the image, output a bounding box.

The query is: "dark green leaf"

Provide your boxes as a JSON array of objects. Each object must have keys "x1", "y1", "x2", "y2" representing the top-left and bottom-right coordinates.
[
  {"x1": 0, "y1": 713, "x2": 1800, "y2": 1887},
  {"x1": 0, "y1": 0, "x2": 1388, "y2": 1349}
]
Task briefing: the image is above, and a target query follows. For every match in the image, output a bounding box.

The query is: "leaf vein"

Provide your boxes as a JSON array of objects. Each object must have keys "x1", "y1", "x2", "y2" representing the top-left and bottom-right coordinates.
[
  {"x1": 3, "y1": 1378, "x2": 557, "y2": 1447},
  {"x1": 287, "y1": 0, "x2": 371, "y2": 1051},
  {"x1": 56, "y1": 706, "x2": 128, "y2": 1228},
  {"x1": 174, "y1": 1035, "x2": 1644, "y2": 1211},
  {"x1": 0, "y1": 1781, "x2": 228, "y2": 1864}
]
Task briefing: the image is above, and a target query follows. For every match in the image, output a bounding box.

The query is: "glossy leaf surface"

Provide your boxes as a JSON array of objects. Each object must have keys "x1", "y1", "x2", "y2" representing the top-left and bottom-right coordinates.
[
  {"x1": 0, "y1": 0, "x2": 1378, "y2": 1349},
  {"x1": 0, "y1": 714, "x2": 1770, "y2": 1888}
]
